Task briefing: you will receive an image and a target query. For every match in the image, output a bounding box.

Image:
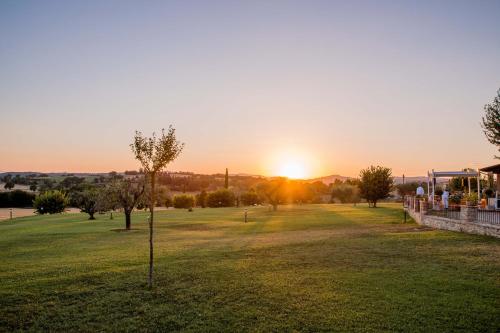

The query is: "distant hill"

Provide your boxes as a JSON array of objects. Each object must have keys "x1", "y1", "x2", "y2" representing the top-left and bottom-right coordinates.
[
  {"x1": 0, "y1": 172, "x2": 107, "y2": 177},
  {"x1": 307, "y1": 175, "x2": 351, "y2": 185},
  {"x1": 393, "y1": 176, "x2": 428, "y2": 185}
]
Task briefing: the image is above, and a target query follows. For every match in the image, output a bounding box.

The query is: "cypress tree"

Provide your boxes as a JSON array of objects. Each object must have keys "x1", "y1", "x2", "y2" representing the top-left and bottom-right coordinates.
[{"x1": 224, "y1": 168, "x2": 229, "y2": 189}]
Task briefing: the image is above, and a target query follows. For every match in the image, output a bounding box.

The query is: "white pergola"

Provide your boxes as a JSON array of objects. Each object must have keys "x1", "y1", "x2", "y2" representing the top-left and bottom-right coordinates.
[{"x1": 427, "y1": 169, "x2": 481, "y2": 206}]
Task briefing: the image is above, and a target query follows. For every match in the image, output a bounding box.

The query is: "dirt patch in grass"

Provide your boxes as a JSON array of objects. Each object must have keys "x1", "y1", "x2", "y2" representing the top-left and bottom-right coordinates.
[
  {"x1": 110, "y1": 228, "x2": 141, "y2": 232},
  {"x1": 165, "y1": 223, "x2": 214, "y2": 231}
]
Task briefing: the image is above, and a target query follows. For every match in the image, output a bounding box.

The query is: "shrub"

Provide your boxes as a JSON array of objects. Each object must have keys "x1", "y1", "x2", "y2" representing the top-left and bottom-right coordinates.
[
  {"x1": 449, "y1": 192, "x2": 463, "y2": 204},
  {"x1": 173, "y1": 194, "x2": 195, "y2": 209},
  {"x1": 33, "y1": 190, "x2": 68, "y2": 214},
  {"x1": 164, "y1": 196, "x2": 173, "y2": 208},
  {"x1": 240, "y1": 190, "x2": 261, "y2": 206},
  {"x1": 463, "y1": 192, "x2": 479, "y2": 205},
  {"x1": 0, "y1": 190, "x2": 36, "y2": 208},
  {"x1": 206, "y1": 189, "x2": 235, "y2": 207},
  {"x1": 195, "y1": 190, "x2": 207, "y2": 207}
]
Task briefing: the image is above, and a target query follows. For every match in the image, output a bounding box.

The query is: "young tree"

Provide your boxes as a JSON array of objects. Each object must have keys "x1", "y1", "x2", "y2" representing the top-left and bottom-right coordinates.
[
  {"x1": 130, "y1": 126, "x2": 184, "y2": 288},
  {"x1": 224, "y1": 168, "x2": 229, "y2": 189},
  {"x1": 75, "y1": 188, "x2": 102, "y2": 220},
  {"x1": 482, "y1": 89, "x2": 500, "y2": 158},
  {"x1": 109, "y1": 178, "x2": 145, "y2": 230},
  {"x1": 359, "y1": 166, "x2": 394, "y2": 208}
]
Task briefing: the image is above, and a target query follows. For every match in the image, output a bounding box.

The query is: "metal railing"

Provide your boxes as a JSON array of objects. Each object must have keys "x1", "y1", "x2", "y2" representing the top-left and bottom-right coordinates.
[
  {"x1": 477, "y1": 209, "x2": 500, "y2": 225},
  {"x1": 405, "y1": 195, "x2": 500, "y2": 226},
  {"x1": 427, "y1": 204, "x2": 462, "y2": 220}
]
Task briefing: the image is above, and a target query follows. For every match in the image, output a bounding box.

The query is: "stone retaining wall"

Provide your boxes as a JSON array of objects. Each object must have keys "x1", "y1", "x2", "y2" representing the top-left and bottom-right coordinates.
[{"x1": 406, "y1": 207, "x2": 500, "y2": 238}]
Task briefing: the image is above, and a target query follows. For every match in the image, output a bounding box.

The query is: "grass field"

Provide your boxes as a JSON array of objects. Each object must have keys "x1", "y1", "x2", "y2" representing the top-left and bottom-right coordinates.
[{"x1": 1, "y1": 204, "x2": 499, "y2": 332}]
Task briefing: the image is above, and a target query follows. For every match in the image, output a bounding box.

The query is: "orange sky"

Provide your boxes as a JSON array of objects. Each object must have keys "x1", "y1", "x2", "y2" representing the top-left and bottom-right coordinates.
[{"x1": 1, "y1": 1, "x2": 499, "y2": 178}]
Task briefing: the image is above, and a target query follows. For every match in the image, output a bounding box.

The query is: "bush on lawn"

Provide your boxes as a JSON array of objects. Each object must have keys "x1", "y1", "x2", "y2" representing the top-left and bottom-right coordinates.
[
  {"x1": 33, "y1": 190, "x2": 68, "y2": 214},
  {"x1": 206, "y1": 189, "x2": 235, "y2": 207},
  {"x1": 173, "y1": 194, "x2": 195, "y2": 209},
  {"x1": 240, "y1": 190, "x2": 261, "y2": 206}
]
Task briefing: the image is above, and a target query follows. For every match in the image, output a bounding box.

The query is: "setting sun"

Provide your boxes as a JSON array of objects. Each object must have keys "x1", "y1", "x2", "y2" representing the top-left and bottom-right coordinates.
[
  {"x1": 278, "y1": 161, "x2": 307, "y2": 179},
  {"x1": 266, "y1": 148, "x2": 320, "y2": 179}
]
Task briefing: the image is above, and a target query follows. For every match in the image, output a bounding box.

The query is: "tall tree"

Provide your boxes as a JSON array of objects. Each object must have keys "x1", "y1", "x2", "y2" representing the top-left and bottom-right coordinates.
[
  {"x1": 131, "y1": 126, "x2": 184, "y2": 288},
  {"x1": 359, "y1": 166, "x2": 394, "y2": 208},
  {"x1": 224, "y1": 168, "x2": 229, "y2": 189},
  {"x1": 482, "y1": 89, "x2": 500, "y2": 158}
]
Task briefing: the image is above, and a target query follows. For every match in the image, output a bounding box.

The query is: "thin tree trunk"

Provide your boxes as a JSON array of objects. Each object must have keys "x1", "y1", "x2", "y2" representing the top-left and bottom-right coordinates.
[
  {"x1": 125, "y1": 212, "x2": 131, "y2": 230},
  {"x1": 148, "y1": 173, "x2": 155, "y2": 288},
  {"x1": 273, "y1": 203, "x2": 278, "y2": 211},
  {"x1": 89, "y1": 211, "x2": 95, "y2": 220}
]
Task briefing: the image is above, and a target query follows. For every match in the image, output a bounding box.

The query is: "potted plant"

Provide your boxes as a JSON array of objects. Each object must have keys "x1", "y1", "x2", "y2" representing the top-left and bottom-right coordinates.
[{"x1": 463, "y1": 192, "x2": 478, "y2": 206}]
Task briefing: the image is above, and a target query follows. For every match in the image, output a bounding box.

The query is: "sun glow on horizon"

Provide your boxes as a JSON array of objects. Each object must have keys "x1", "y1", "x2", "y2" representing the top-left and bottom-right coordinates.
[
  {"x1": 266, "y1": 148, "x2": 321, "y2": 179},
  {"x1": 278, "y1": 160, "x2": 307, "y2": 179}
]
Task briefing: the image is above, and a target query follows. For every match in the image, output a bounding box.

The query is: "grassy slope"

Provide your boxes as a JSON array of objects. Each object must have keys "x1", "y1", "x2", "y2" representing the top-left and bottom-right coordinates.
[{"x1": 0, "y1": 204, "x2": 499, "y2": 332}]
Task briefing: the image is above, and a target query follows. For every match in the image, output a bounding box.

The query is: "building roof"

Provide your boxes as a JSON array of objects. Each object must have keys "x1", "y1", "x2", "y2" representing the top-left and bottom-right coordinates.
[
  {"x1": 429, "y1": 170, "x2": 479, "y2": 178},
  {"x1": 480, "y1": 164, "x2": 500, "y2": 173}
]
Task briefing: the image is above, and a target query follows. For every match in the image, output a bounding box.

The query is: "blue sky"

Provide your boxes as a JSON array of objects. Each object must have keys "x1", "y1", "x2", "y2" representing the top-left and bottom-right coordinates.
[{"x1": 1, "y1": 0, "x2": 499, "y2": 177}]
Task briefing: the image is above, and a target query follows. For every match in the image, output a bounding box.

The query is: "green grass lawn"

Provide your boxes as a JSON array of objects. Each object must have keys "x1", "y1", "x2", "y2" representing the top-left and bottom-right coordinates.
[{"x1": 1, "y1": 204, "x2": 499, "y2": 332}]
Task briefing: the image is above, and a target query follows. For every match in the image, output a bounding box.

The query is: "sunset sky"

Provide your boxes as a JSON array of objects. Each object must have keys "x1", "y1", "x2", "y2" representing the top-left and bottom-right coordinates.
[{"x1": 1, "y1": 1, "x2": 499, "y2": 178}]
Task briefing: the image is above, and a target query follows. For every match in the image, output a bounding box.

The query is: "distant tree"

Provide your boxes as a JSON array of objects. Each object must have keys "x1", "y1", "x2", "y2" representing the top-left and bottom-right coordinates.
[
  {"x1": 206, "y1": 189, "x2": 235, "y2": 207},
  {"x1": 108, "y1": 178, "x2": 145, "y2": 230},
  {"x1": 395, "y1": 182, "x2": 419, "y2": 198},
  {"x1": 75, "y1": 188, "x2": 102, "y2": 220},
  {"x1": 38, "y1": 179, "x2": 56, "y2": 193},
  {"x1": 195, "y1": 190, "x2": 207, "y2": 207},
  {"x1": 240, "y1": 189, "x2": 261, "y2": 206},
  {"x1": 257, "y1": 178, "x2": 287, "y2": 211},
  {"x1": 58, "y1": 176, "x2": 85, "y2": 191},
  {"x1": 3, "y1": 180, "x2": 15, "y2": 190},
  {"x1": 224, "y1": 168, "x2": 229, "y2": 189},
  {"x1": 1, "y1": 174, "x2": 12, "y2": 183},
  {"x1": 173, "y1": 194, "x2": 195, "y2": 209},
  {"x1": 331, "y1": 183, "x2": 360, "y2": 204},
  {"x1": 482, "y1": 89, "x2": 500, "y2": 158},
  {"x1": 29, "y1": 183, "x2": 37, "y2": 192},
  {"x1": 359, "y1": 166, "x2": 393, "y2": 208},
  {"x1": 33, "y1": 190, "x2": 68, "y2": 214},
  {"x1": 154, "y1": 186, "x2": 171, "y2": 207},
  {"x1": 130, "y1": 126, "x2": 184, "y2": 288},
  {"x1": 164, "y1": 196, "x2": 173, "y2": 208}
]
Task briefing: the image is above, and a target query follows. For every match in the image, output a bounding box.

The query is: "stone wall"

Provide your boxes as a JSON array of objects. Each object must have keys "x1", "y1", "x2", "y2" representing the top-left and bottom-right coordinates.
[{"x1": 406, "y1": 207, "x2": 500, "y2": 238}]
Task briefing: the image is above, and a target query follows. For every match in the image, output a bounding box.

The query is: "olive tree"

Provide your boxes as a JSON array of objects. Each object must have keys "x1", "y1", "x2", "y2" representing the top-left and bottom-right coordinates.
[
  {"x1": 257, "y1": 178, "x2": 287, "y2": 211},
  {"x1": 75, "y1": 188, "x2": 101, "y2": 220},
  {"x1": 359, "y1": 166, "x2": 394, "y2": 208},
  {"x1": 482, "y1": 89, "x2": 500, "y2": 158},
  {"x1": 108, "y1": 177, "x2": 145, "y2": 230},
  {"x1": 130, "y1": 126, "x2": 184, "y2": 288}
]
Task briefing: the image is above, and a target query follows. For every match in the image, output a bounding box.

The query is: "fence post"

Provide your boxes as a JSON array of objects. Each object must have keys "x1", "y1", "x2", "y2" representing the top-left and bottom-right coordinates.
[
  {"x1": 420, "y1": 200, "x2": 427, "y2": 215},
  {"x1": 460, "y1": 205, "x2": 477, "y2": 223}
]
